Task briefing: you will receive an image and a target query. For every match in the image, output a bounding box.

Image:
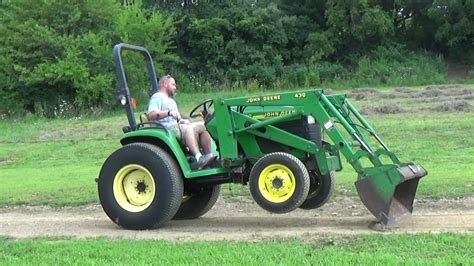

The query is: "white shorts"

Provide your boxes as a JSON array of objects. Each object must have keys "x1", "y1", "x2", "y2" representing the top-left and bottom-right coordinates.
[{"x1": 170, "y1": 123, "x2": 200, "y2": 141}]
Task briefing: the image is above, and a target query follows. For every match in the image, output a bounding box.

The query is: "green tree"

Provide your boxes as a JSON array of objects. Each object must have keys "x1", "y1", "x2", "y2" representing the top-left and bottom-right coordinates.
[
  {"x1": 428, "y1": 0, "x2": 474, "y2": 62},
  {"x1": 0, "y1": 0, "x2": 177, "y2": 116},
  {"x1": 324, "y1": 0, "x2": 395, "y2": 61},
  {"x1": 177, "y1": 2, "x2": 292, "y2": 85}
]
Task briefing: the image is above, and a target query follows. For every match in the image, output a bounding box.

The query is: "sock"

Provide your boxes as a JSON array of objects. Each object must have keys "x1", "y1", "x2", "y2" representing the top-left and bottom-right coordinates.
[
  {"x1": 195, "y1": 153, "x2": 202, "y2": 162},
  {"x1": 205, "y1": 153, "x2": 214, "y2": 159}
]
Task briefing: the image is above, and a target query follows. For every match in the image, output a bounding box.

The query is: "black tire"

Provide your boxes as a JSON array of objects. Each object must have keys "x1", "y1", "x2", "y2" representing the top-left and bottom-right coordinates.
[
  {"x1": 98, "y1": 143, "x2": 183, "y2": 230},
  {"x1": 249, "y1": 152, "x2": 310, "y2": 213},
  {"x1": 173, "y1": 185, "x2": 221, "y2": 220},
  {"x1": 299, "y1": 171, "x2": 335, "y2": 210}
]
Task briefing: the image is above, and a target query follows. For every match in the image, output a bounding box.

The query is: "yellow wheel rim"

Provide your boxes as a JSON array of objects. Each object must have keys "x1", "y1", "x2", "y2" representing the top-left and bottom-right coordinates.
[
  {"x1": 258, "y1": 164, "x2": 296, "y2": 203},
  {"x1": 113, "y1": 164, "x2": 156, "y2": 212}
]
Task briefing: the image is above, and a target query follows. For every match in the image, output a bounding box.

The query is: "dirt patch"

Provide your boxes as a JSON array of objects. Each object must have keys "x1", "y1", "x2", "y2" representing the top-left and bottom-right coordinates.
[
  {"x1": 38, "y1": 130, "x2": 66, "y2": 141},
  {"x1": 417, "y1": 85, "x2": 473, "y2": 100},
  {"x1": 322, "y1": 88, "x2": 333, "y2": 95},
  {"x1": 361, "y1": 104, "x2": 405, "y2": 115},
  {"x1": 0, "y1": 156, "x2": 16, "y2": 166},
  {"x1": 419, "y1": 87, "x2": 443, "y2": 97},
  {"x1": 394, "y1": 87, "x2": 414, "y2": 94},
  {"x1": 0, "y1": 197, "x2": 472, "y2": 241},
  {"x1": 417, "y1": 94, "x2": 474, "y2": 103},
  {"x1": 425, "y1": 84, "x2": 468, "y2": 93},
  {"x1": 347, "y1": 85, "x2": 473, "y2": 102},
  {"x1": 348, "y1": 88, "x2": 382, "y2": 100},
  {"x1": 432, "y1": 100, "x2": 473, "y2": 112}
]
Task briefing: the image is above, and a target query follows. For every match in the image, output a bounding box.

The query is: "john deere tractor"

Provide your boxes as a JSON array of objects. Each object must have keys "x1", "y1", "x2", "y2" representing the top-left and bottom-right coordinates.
[{"x1": 97, "y1": 44, "x2": 427, "y2": 230}]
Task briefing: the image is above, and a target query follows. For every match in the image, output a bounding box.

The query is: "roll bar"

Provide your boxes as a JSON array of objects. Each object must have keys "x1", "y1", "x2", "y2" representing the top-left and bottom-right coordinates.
[{"x1": 113, "y1": 43, "x2": 159, "y2": 130}]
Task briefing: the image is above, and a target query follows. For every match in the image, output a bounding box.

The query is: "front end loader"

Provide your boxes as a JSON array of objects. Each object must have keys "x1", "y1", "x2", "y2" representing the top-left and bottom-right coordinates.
[{"x1": 97, "y1": 44, "x2": 427, "y2": 230}]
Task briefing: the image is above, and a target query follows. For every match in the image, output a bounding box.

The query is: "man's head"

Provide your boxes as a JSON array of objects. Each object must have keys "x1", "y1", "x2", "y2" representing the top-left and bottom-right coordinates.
[{"x1": 159, "y1": 75, "x2": 177, "y2": 96}]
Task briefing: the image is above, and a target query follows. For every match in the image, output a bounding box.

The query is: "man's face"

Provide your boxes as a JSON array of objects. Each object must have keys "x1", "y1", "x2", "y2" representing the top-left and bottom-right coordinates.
[{"x1": 165, "y1": 77, "x2": 177, "y2": 96}]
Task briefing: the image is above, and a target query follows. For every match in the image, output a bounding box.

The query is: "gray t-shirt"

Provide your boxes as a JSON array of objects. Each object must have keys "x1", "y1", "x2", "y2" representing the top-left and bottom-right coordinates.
[{"x1": 148, "y1": 92, "x2": 178, "y2": 128}]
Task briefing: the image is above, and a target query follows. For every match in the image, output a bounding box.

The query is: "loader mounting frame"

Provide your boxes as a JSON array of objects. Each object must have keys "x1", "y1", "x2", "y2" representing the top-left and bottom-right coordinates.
[{"x1": 208, "y1": 89, "x2": 427, "y2": 227}]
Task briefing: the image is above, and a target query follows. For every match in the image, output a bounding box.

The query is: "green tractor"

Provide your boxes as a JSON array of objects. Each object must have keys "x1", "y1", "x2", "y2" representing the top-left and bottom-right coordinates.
[{"x1": 97, "y1": 44, "x2": 427, "y2": 230}]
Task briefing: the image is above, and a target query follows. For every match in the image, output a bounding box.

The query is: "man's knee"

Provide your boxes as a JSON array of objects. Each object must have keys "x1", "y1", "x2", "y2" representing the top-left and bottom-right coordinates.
[
  {"x1": 177, "y1": 124, "x2": 192, "y2": 137},
  {"x1": 185, "y1": 126, "x2": 195, "y2": 137},
  {"x1": 191, "y1": 122, "x2": 206, "y2": 133}
]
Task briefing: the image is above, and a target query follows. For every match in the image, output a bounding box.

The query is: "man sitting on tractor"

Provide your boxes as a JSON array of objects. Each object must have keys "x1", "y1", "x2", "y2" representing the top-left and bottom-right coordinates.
[{"x1": 148, "y1": 75, "x2": 215, "y2": 169}]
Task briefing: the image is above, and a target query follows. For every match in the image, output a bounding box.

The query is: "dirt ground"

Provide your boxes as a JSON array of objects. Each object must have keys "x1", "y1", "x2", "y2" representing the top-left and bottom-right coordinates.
[
  {"x1": 1, "y1": 197, "x2": 472, "y2": 241},
  {"x1": 1, "y1": 85, "x2": 472, "y2": 241}
]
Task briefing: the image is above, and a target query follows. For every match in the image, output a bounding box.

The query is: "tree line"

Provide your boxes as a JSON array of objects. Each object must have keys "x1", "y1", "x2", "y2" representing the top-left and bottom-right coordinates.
[{"x1": 0, "y1": 0, "x2": 472, "y2": 116}]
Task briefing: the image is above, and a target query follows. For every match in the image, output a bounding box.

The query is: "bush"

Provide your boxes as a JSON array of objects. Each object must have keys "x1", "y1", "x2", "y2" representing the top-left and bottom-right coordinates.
[
  {"x1": 280, "y1": 64, "x2": 321, "y2": 88},
  {"x1": 0, "y1": 0, "x2": 177, "y2": 117},
  {"x1": 352, "y1": 46, "x2": 446, "y2": 86},
  {"x1": 315, "y1": 62, "x2": 349, "y2": 85},
  {"x1": 178, "y1": 3, "x2": 288, "y2": 86},
  {"x1": 0, "y1": 0, "x2": 468, "y2": 116}
]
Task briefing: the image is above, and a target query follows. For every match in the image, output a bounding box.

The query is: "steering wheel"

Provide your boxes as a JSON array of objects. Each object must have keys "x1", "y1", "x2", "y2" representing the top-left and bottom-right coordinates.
[{"x1": 189, "y1": 99, "x2": 214, "y2": 119}]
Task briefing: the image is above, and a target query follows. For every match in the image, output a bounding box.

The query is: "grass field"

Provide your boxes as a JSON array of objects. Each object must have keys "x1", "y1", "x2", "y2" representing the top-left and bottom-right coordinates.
[
  {"x1": 0, "y1": 234, "x2": 472, "y2": 265},
  {"x1": 0, "y1": 85, "x2": 473, "y2": 206}
]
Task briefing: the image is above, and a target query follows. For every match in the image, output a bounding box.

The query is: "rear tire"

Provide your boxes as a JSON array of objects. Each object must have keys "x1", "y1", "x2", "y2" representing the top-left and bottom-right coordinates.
[
  {"x1": 173, "y1": 185, "x2": 221, "y2": 220},
  {"x1": 249, "y1": 152, "x2": 310, "y2": 213},
  {"x1": 98, "y1": 143, "x2": 183, "y2": 230},
  {"x1": 299, "y1": 171, "x2": 335, "y2": 210}
]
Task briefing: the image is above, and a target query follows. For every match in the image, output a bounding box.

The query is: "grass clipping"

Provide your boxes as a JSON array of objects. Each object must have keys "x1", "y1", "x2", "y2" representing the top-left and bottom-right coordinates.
[
  {"x1": 361, "y1": 104, "x2": 406, "y2": 115},
  {"x1": 432, "y1": 100, "x2": 472, "y2": 112}
]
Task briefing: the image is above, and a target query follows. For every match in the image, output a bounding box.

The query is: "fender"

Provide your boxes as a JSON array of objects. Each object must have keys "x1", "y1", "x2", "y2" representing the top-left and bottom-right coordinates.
[
  {"x1": 120, "y1": 128, "x2": 228, "y2": 179},
  {"x1": 120, "y1": 128, "x2": 190, "y2": 173}
]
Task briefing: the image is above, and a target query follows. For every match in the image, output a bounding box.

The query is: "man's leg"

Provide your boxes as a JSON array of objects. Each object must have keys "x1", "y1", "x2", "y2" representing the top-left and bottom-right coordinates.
[
  {"x1": 190, "y1": 122, "x2": 215, "y2": 169},
  {"x1": 174, "y1": 124, "x2": 212, "y2": 169},
  {"x1": 191, "y1": 122, "x2": 212, "y2": 155},
  {"x1": 181, "y1": 124, "x2": 200, "y2": 156}
]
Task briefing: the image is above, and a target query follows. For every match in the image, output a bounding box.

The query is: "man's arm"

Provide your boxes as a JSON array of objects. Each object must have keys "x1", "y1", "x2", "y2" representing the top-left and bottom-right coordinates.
[
  {"x1": 148, "y1": 94, "x2": 169, "y2": 120},
  {"x1": 147, "y1": 93, "x2": 181, "y2": 121},
  {"x1": 148, "y1": 109, "x2": 181, "y2": 121},
  {"x1": 148, "y1": 110, "x2": 170, "y2": 120}
]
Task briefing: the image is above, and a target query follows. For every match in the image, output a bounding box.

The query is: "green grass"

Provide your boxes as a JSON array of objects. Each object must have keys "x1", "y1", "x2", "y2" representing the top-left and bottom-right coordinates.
[
  {"x1": 0, "y1": 234, "x2": 472, "y2": 265},
  {"x1": 0, "y1": 86, "x2": 473, "y2": 206}
]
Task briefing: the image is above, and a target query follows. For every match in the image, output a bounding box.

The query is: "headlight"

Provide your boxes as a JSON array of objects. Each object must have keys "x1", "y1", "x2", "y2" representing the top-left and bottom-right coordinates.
[
  {"x1": 119, "y1": 95, "x2": 127, "y2": 106},
  {"x1": 307, "y1": 115, "x2": 316, "y2": 125}
]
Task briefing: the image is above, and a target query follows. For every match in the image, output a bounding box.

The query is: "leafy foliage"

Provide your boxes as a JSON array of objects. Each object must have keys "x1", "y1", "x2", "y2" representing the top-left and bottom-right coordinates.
[
  {"x1": 0, "y1": 0, "x2": 177, "y2": 117},
  {"x1": 157, "y1": 0, "x2": 470, "y2": 91},
  {"x1": 0, "y1": 0, "x2": 472, "y2": 115},
  {"x1": 428, "y1": 0, "x2": 474, "y2": 61}
]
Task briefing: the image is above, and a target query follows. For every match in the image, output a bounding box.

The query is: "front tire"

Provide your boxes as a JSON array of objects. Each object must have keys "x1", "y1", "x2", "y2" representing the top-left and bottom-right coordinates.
[
  {"x1": 249, "y1": 152, "x2": 310, "y2": 213},
  {"x1": 299, "y1": 171, "x2": 335, "y2": 210},
  {"x1": 173, "y1": 185, "x2": 221, "y2": 220},
  {"x1": 98, "y1": 143, "x2": 183, "y2": 230}
]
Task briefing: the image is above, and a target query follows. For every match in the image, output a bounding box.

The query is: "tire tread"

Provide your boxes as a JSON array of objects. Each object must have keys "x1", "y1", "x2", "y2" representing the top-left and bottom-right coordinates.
[
  {"x1": 249, "y1": 152, "x2": 310, "y2": 213},
  {"x1": 98, "y1": 142, "x2": 183, "y2": 229}
]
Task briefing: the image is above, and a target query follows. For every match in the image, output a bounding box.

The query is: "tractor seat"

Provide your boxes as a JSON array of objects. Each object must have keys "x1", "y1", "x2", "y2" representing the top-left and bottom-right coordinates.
[
  {"x1": 139, "y1": 113, "x2": 151, "y2": 127},
  {"x1": 138, "y1": 113, "x2": 166, "y2": 129}
]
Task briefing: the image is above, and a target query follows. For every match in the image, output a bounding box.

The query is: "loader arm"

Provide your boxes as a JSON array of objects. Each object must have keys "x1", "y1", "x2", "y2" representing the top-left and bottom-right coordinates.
[{"x1": 212, "y1": 89, "x2": 427, "y2": 227}]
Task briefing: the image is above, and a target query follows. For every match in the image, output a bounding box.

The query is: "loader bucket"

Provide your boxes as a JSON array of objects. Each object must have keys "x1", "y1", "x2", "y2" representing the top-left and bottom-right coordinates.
[{"x1": 355, "y1": 163, "x2": 427, "y2": 228}]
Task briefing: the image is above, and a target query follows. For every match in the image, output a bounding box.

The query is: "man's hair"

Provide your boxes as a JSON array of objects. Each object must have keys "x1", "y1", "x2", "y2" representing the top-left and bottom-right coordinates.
[{"x1": 158, "y1": 74, "x2": 172, "y2": 89}]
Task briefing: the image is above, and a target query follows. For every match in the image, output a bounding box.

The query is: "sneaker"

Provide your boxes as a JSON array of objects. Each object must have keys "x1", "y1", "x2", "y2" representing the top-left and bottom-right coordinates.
[{"x1": 198, "y1": 154, "x2": 216, "y2": 169}]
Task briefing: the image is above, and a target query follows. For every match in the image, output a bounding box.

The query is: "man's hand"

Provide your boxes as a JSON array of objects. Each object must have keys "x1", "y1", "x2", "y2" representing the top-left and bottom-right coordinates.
[{"x1": 169, "y1": 110, "x2": 181, "y2": 121}]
